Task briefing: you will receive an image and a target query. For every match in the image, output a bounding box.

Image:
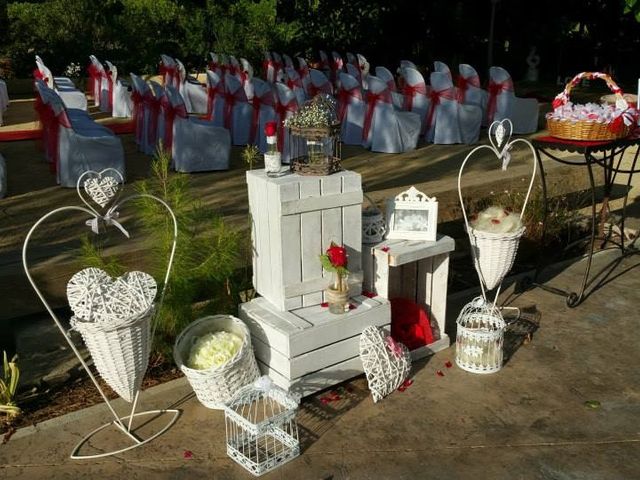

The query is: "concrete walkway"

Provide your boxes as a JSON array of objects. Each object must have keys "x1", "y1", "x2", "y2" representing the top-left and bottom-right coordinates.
[{"x1": 2, "y1": 248, "x2": 639, "y2": 479}]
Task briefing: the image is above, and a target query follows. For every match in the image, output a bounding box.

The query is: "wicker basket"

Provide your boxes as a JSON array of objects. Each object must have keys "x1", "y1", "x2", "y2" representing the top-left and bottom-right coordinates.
[
  {"x1": 466, "y1": 225, "x2": 526, "y2": 291},
  {"x1": 173, "y1": 315, "x2": 260, "y2": 409},
  {"x1": 546, "y1": 72, "x2": 631, "y2": 141},
  {"x1": 71, "y1": 306, "x2": 154, "y2": 403}
]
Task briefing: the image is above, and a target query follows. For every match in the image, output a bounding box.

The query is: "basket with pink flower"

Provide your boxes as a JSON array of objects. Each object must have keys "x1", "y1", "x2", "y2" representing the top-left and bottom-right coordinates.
[{"x1": 546, "y1": 72, "x2": 637, "y2": 141}]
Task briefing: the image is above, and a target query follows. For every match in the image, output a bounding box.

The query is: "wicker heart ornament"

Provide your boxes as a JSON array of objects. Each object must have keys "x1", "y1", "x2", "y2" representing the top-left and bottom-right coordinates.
[
  {"x1": 359, "y1": 326, "x2": 411, "y2": 403},
  {"x1": 67, "y1": 267, "x2": 157, "y2": 326},
  {"x1": 77, "y1": 168, "x2": 124, "y2": 210}
]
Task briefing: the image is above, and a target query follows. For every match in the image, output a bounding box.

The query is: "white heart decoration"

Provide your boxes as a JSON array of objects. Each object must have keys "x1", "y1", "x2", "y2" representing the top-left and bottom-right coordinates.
[
  {"x1": 359, "y1": 326, "x2": 411, "y2": 403},
  {"x1": 77, "y1": 168, "x2": 124, "y2": 210},
  {"x1": 67, "y1": 267, "x2": 157, "y2": 326},
  {"x1": 488, "y1": 119, "x2": 513, "y2": 157}
]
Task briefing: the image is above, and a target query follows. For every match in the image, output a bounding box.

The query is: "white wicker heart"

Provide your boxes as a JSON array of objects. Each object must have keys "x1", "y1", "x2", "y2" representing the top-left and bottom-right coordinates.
[
  {"x1": 77, "y1": 168, "x2": 123, "y2": 210},
  {"x1": 359, "y1": 326, "x2": 411, "y2": 403},
  {"x1": 67, "y1": 268, "x2": 158, "y2": 402}
]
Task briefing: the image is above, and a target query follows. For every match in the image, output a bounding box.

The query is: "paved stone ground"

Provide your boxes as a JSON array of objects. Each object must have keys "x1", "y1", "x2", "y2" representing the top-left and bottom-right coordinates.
[{"x1": 1, "y1": 248, "x2": 639, "y2": 479}]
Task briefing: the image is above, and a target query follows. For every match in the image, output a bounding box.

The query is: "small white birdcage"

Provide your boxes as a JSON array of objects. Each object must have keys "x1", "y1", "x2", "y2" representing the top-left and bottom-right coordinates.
[
  {"x1": 225, "y1": 377, "x2": 300, "y2": 476},
  {"x1": 455, "y1": 297, "x2": 506, "y2": 374}
]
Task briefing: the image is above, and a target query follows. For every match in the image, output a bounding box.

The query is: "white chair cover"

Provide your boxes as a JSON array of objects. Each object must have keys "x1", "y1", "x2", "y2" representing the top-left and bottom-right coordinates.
[
  {"x1": 0, "y1": 153, "x2": 6, "y2": 198},
  {"x1": 362, "y1": 76, "x2": 420, "y2": 153},
  {"x1": 331, "y1": 51, "x2": 344, "y2": 86},
  {"x1": 346, "y1": 52, "x2": 357, "y2": 66},
  {"x1": 337, "y1": 72, "x2": 365, "y2": 145},
  {"x1": 357, "y1": 54, "x2": 370, "y2": 89},
  {"x1": 209, "y1": 53, "x2": 224, "y2": 78},
  {"x1": 249, "y1": 78, "x2": 276, "y2": 153},
  {"x1": 274, "y1": 83, "x2": 299, "y2": 164},
  {"x1": 37, "y1": 82, "x2": 125, "y2": 187},
  {"x1": 130, "y1": 73, "x2": 153, "y2": 153},
  {"x1": 283, "y1": 54, "x2": 294, "y2": 69},
  {"x1": 426, "y1": 72, "x2": 481, "y2": 145},
  {"x1": 147, "y1": 80, "x2": 165, "y2": 152},
  {"x1": 271, "y1": 52, "x2": 285, "y2": 83},
  {"x1": 205, "y1": 70, "x2": 226, "y2": 127},
  {"x1": 165, "y1": 86, "x2": 230, "y2": 172},
  {"x1": 319, "y1": 50, "x2": 331, "y2": 78},
  {"x1": 263, "y1": 52, "x2": 276, "y2": 83},
  {"x1": 160, "y1": 54, "x2": 179, "y2": 89},
  {"x1": 175, "y1": 58, "x2": 208, "y2": 115},
  {"x1": 375, "y1": 66, "x2": 403, "y2": 110},
  {"x1": 38, "y1": 58, "x2": 87, "y2": 111},
  {"x1": 309, "y1": 69, "x2": 333, "y2": 97},
  {"x1": 346, "y1": 63, "x2": 363, "y2": 88},
  {"x1": 224, "y1": 73, "x2": 252, "y2": 145},
  {"x1": 93, "y1": 56, "x2": 111, "y2": 113},
  {"x1": 88, "y1": 55, "x2": 103, "y2": 107},
  {"x1": 401, "y1": 67, "x2": 429, "y2": 130},
  {"x1": 104, "y1": 61, "x2": 133, "y2": 118},
  {"x1": 434, "y1": 61, "x2": 452, "y2": 79},
  {"x1": 296, "y1": 57, "x2": 312, "y2": 95},
  {"x1": 285, "y1": 67, "x2": 307, "y2": 106},
  {"x1": 458, "y1": 64, "x2": 487, "y2": 116},
  {"x1": 487, "y1": 66, "x2": 539, "y2": 134},
  {"x1": 400, "y1": 60, "x2": 417, "y2": 70}
]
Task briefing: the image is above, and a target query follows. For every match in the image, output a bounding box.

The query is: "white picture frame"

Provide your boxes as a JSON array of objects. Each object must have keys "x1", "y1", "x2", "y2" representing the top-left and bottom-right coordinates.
[{"x1": 386, "y1": 186, "x2": 438, "y2": 241}]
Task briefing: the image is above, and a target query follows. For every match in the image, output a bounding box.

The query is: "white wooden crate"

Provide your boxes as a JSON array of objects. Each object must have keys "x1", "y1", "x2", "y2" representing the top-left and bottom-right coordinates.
[
  {"x1": 239, "y1": 294, "x2": 390, "y2": 396},
  {"x1": 246, "y1": 170, "x2": 363, "y2": 311},
  {"x1": 362, "y1": 235, "x2": 455, "y2": 360}
]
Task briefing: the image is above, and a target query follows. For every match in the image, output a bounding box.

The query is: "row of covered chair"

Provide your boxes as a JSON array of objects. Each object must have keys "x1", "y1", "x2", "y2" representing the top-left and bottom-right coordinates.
[
  {"x1": 87, "y1": 55, "x2": 133, "y2": 118},
  {"x1": 0, "y1": 77, "x2": 8, "y2": 126},
  {"x1": 33, "y1": 78, "x2": 124, "y2": 187},
  {"x1": 34, "y1": 56, "x2": 87, "y2": 111}
]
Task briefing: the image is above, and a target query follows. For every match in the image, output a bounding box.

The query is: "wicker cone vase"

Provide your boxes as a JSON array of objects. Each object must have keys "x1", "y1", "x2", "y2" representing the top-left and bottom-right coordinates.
[
  {"x1": 467, "y1": 225, "x2": 526, "y2": 291},
  {"x1": 174, "y1": 315, "x2": 260, "y2": 409},
  {"x1": 70, "y1": 307, "x2": 154, "y2": 403}
]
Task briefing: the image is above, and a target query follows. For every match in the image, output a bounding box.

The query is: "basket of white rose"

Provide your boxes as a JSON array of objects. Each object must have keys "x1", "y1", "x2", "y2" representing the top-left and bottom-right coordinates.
[{"x1": 173, "y1": 315, "x2": 260, "y2": 409}]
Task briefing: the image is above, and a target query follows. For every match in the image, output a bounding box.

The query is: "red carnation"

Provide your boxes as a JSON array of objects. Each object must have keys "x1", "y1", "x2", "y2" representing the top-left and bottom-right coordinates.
[
  {"x1": 265, "y1": 121, "x2": 277, "y2": 137},
  {"x1": 327, "y1": 242, "x2": 348, "y2": 268}
]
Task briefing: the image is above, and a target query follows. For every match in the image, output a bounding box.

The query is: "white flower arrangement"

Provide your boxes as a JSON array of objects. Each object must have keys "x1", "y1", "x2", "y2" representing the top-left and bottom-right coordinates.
[
  {"x1": 64, "y1": 62, "x2": 82, "y2": 78},
  {"x1": 546, "y1": 101, "x2": 636, "y2": 125},
  {"x1": 284, "y1": 94, "x2": 338, "y2": 129},
  {"x1": 187, "y1": 331, "x2": 243, "y2": 370}
]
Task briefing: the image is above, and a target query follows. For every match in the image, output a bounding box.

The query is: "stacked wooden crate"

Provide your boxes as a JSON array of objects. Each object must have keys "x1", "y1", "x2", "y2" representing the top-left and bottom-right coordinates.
[{"x1": 240, "y1": 170, "x2": 391, "y2": 396}]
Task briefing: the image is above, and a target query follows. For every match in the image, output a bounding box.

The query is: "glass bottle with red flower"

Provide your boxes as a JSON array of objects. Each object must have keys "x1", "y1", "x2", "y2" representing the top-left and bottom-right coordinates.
[
  {"x1": 264, "y1": 121, "x2": 281, "y2": 177},
  {"x1": 320, "y1": 242, "x2": 350, "y2": 314}
]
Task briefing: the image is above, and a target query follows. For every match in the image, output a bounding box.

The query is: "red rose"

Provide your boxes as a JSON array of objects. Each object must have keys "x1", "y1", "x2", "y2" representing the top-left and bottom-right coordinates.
[
  {"x1": 265, "y1": 121, "x2": 277, "y2": 137},
  {"x1": 327, "y1": 243, "x2": 348, "y2": 268}
]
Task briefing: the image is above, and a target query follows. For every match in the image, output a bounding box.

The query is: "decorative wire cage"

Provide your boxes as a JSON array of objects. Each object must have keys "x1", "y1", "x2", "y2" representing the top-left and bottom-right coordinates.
[
  {"x1": 455, "y1": 297, "x2": 506, "y2": 374},
  {"x1": 224, "y1": 377, "x2": 300, "y2": 476},
  {"x1": 362, "y1": 193, "x2": 386, "y2": 244}
]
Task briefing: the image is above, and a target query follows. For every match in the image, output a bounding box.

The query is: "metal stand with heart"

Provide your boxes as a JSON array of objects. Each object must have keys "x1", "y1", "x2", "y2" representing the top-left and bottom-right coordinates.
[{"x1": 22, "y1": 170, "x2": 181, "y2": 459}]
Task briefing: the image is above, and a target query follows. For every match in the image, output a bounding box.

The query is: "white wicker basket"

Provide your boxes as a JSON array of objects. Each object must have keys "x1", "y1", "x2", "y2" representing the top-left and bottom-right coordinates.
[
  {"x1": 70, "y1": 306, "x2": 154, "y2": 403},
  {"x1": 467, "y1": 225, "x2": 526, "y2": 291},
  {"x1": 455, "y1": 297, "x2": 505, "y2": 374},
  {"x1": 174, "y1": 315, "x2": 260, "y2": 409},
  {"x1": 457, "y1": 119, "x2": 537, "y2": 299}
]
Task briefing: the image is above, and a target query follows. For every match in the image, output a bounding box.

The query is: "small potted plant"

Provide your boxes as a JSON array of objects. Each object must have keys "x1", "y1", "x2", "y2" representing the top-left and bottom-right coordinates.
[{"x1": 320, "y1": 242, "x2": 350, "y2": 314}]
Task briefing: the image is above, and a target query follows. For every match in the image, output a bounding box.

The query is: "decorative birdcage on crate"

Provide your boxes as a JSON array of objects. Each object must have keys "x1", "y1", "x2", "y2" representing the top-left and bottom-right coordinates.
[
  {"x1": 455, "y1": 120, "x2": 538, "y2": 374},
  {"x1": 362, "y1": 193, "x2": 386, "y2": 244},
  {"x1": 173, "y1": 315, "x2": 260, "y2": 409},
  {"x1": 286, "y1": 94, "x2": 342, "y2": 176},
  {"x1": 224, "y1": 377, "x2": 300, "y2": 476},
  {"x1": 455, "y1": 297, "x2": 506, "y2": 374}
]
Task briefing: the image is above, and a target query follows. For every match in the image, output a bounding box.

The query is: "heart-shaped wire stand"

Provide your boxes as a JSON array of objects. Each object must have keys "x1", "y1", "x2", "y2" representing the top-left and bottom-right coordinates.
[{"x1": 22, "y1": 173, "x2": 181, "y2": 459}]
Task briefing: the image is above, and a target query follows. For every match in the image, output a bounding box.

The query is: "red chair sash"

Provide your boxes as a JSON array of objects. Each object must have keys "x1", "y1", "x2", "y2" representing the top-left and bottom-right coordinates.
[
  {"x1": 337, "y1": 86, "x2": 362, "y2": 122},
  {"x1": 297, "y1": 65, "x2": 309, "y2": 80},
  {"x1": 402, "y1": 82, "x2": 428, "y2": 111},
  {"x1": 249, "y1": 92, "x2": 275, "y2": 144},
  {"x1": 131, "y1": 91, "x2": 145, "y2": 144},
  {"x1": 362, "y1": 90, "x2": 392, "y2": 141},
  {"x1": 424, "y1": 87, "x2": 457, "y2": 133},
  {"x1": 87, "y1": 63, "x2": 100, "y2": 96},
  {"x1": 204, "y1": 85, "x2": 222, "y2": 121},
  {"x1": 275, "y1": 98, "x2": 298, "y2": 151},
  {"x1": 161, "y1": 96, "x2": 187, "y2": 152},
  {"x1": 262, "y1": 59, "x2": 275, "y2": 82},
  {"x1": 286, "y1": 77, "x2": 302, "y2": 91},
  {"x1": 223, "y1": 88, "x2": 249, "y2": 132},
  {"x1": 144, "y1": 92, "x2": 162, "y2": 147},
  {"x1": 456, "y1": 74, "x2": 481, "y2": 103},
  {"x1": 106, "y1": 71, "x2": 114, "y2": 111},
  {"x1": 486, "y1": 78, "x2": 514, "y2": 123},
  {"x1": 34, "y1": 96, "x2": 71, "y2": 172}
]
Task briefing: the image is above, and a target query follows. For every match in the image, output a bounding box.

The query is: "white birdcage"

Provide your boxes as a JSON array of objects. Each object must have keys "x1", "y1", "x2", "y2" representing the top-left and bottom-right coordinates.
[
  {"x1": 455, "y1": 297, "x2": 506, "y2": 374},
  {"x1": 224, "y1": 377, "x2": 300, "y2": 476}
]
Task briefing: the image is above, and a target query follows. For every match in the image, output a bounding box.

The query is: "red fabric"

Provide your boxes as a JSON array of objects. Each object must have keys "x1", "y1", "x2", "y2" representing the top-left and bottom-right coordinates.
[
  {"x1": 424, "y1": 87, "x2": 457, "y2": 133},
  {"x1": 402, "y1": 82, "x2": 428, "y2": 111},
  {"x1": 131, "y1": 91, "x2": 144, "y2": 144},
  {"x1": 286, "y1": 76, "x2": 302, "y2": 91},
  {"x1": 223, "y1": 88, "x2": 248, "y2": 132},
  {"x1": 486, "y1": 78, "x2": 514, "y2": 123},
  {"x1": 362, "y1": 90, "x2": 392, "y2": 141},
  {"x1": 331, "y1": 57, "x2": 343, "y2": 83},
  {"x1": 390, "y1": 298, "x2": 434, "y2": 351},
  {"x1": 456, "y1": 74, "x2": 480, "y2": 102},
  {"x1": 159, "y1": 64, "x2": 176, "y2": 88},
  {"x1": 386, "y1": 79, "x2": 396, "y2": 92},
  {"x1": 106, "y1": 71, "x2": 114, "y2": 112},
  {"x1": 273, "y1": 60, "x2": 283, "y2": 81},
  {"x1": 208, "y1": 61, "x2": 219, "y2": 73},
  {"x1": 87, "y1": 63, "x2": 99, "y2": 96},
  {"x1": 34, "y1": 96, "x2": 71, "y2": 173},
  {"x1": 249, "y1": 91, "x2": 275, "y2": 144},
  {"x1": 275, "y1": 98, "x2": 298, "y2": 151},
  {"x1": 337, "y1": 85, "x2": 362, "y2": 122},
  {"x1": 144, "y1": 91, "x2": 161, "y2": 147},
  {"x1": 161, "y1": 96, "x2": 187, "y2": 152},
  {"x1": 204, "y1": 85, "x2": 222, "y2": 121},
  {"x1": 262, "y1": 59, "x2": 275, "y2": 82},
  {"x1": 534, "y1": 135, "x2": 615, "y2": 148},
  {"x1": 33, "y1": 68, "x2": 48, "y2": 86},
  {"x1": 297, "y1": 64, "x2": 309, "y2": 80}
]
